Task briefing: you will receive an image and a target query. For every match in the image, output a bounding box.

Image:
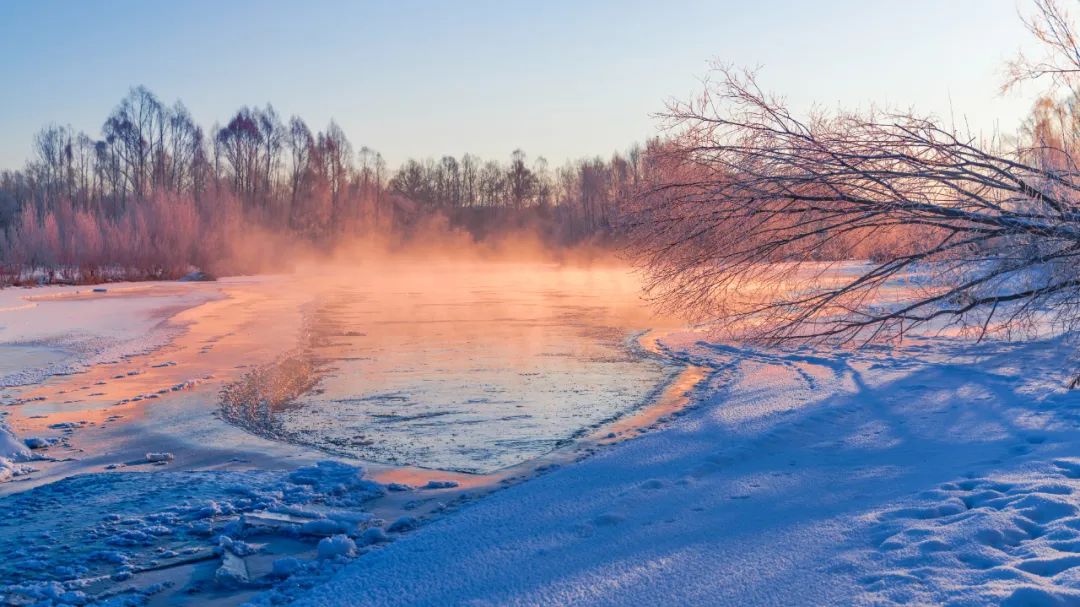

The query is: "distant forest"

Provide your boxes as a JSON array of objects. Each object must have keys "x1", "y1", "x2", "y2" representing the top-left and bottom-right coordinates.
[{"x1": 0, "y1": 86, "x2": 659, "y2": 284}]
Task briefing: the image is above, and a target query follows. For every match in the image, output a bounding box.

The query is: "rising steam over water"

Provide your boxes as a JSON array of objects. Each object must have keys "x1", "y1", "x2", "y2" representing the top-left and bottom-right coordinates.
[{"x1": 220, "y1": 261, "x2": 682, "y2": 473}]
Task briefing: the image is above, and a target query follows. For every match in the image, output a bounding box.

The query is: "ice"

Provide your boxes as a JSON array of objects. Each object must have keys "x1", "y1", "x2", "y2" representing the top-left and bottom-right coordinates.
[
  {"x1": 0, "y1": 281, "x2": 222, "y2": 389},
  {"x1": 218, "y1": 265, "x2": 681, "y2": 474},
  {"x1": 0, "y1": 456, "x2": 34, "y2": 483},
  {"x1": 0, "y1": 419, "x2": 34, "y2": 483},
  {"x1": 88, "y1": 550, "x2": 131, "y2": 565},
  {"x1": 0, "y1": 421, "x2": 30, "y2": 460},
  {"x1": 293, "y1": 335, "x2": 1080, "y2": 607},
  {"x1": 359, "y1": 526, "x2": 390, "y2": 545},
  {"x1": 300, "y1": 519, "x2": 353, "y2": 537},
  {"x1": 215, "y1": 549, "x2": 251, "y2": 587},
  {"x1": 421, "y1": 480, "x2": 459, "y2": 490},
  {"x1": 272, "y1": 557, "x2": 303, "y2": 577},
  {"x1": 0, "y1": 460, "x2": 385, "y2": 604},
  {"x1": 13, "y1": 267, "x2": 1080, "y2": 605},
  {"x1": 386, "y1": 516, "x2": 419, "y2": 533},
  {"x1": 317, "y1": 535, "x2": 357, "y2": 560},
  {"x1": 23, "y1": 437, "x2": 49, "y2": 449},
  {"x1": 287, "y1": 460, "x2": 385, "y2": 506}
]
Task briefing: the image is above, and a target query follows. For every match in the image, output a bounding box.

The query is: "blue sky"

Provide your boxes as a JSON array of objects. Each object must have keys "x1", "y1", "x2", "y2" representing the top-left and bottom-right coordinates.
[{"x1": 0, "y1": 0, "x2": 1045, "y2": 170}]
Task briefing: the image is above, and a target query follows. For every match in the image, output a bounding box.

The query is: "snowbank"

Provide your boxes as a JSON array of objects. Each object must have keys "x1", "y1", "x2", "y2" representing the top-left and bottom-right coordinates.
[
  {"x1": 0, "y1": 418, "x2": 33, "y2": 484},
  {"x1": 0, "y1": 421, "x2": 29, "y2": 461},
  {"x1": 294, "y1": 335, "x2": 1080, "y2": 606}
]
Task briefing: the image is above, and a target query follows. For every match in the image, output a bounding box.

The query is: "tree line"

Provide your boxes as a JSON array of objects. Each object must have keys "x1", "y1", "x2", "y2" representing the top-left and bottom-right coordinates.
[{"x1": 0, "y1": 86, "x2": 657, "y2": 284}]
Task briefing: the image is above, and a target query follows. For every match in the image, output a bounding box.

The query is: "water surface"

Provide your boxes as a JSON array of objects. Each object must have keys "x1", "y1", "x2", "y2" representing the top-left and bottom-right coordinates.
[{"x1": 227, "y1": 262, "x2": 680, "y2": 473}]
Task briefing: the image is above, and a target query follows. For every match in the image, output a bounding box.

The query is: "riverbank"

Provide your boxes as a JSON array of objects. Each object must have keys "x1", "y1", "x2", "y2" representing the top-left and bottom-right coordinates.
[
  {"x1": 297, "y1": 334, "x2": 1080, "y2": 606},
  {"x1": 7, "y1": 267, "x2": 1080, "y2": 605},
  {"x1": 0, "y1": 264, "x2": 707, "y2": 606}
]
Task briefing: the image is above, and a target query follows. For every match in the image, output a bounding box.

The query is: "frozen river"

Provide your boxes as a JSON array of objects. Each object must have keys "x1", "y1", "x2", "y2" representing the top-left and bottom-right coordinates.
[
  {"x1": 0, "y1": 261, "x2": 693, "y2": 605},
  {"x1": 220, "y1": 262, "x2": 681, "y2": 473},
  {"x1": 1, "y1": 260, "x2": 684, "y2": 479}
]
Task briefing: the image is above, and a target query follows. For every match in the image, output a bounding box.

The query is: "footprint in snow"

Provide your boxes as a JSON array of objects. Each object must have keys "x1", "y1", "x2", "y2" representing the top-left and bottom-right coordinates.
[{"x1": 592, "y1": 512, "x2": 625, "y2": 526}]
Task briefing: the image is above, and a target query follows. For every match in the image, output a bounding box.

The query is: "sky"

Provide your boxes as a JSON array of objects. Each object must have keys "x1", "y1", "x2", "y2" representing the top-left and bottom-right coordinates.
[{"x1": 0, "y1": 0, "x2": 1050, "y2": 171}]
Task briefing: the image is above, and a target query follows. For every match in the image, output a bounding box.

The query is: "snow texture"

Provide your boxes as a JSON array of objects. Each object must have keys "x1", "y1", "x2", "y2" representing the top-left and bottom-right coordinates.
[
  {"x1": 0, "y1": 460, "x2": 383, "y2": 606},
  {"x1": 295, "y1": 335, "x2": 1080, "y2": 606}
]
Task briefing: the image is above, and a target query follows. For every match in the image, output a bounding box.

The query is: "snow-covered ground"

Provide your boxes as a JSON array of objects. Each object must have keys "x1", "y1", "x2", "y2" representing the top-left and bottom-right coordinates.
[
  {"x1": 0, "y1": 281, "x2": 226, "y2": 490},
  {"x1": 0, "y1": 266, "x2": 687, "y2": 605},
  {"x1": 6, "y1": 268, "x2": 1080, "y2": 606},
  {"x1": 296, "y1": 335, "x2": 1080, "y2": 606}
]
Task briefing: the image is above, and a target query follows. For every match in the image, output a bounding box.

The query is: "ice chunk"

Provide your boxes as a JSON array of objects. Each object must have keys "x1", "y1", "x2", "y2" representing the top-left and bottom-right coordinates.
[
  {"x1": 287, "y1": 460, "x2": 384, "y2": 503},
  {"x1": 316, "y1": 534, "x2": 356, "y2": 559},
  {"x1": 271, "y1": 557, "x2": 303, "y2": 577},
  {"x1": 387, "y1": 516, "x2": 419, "y2": 533},
  {"x1": 214, "y1": 549, "x2": 250, "y2": 587},
  {"x1": 360, "y1": 526, "x2": 390, "y2": 545},
  {"x1": 24, "y1": 437, "x2": 49, "y2": 449},
  {"x1": 0, "y1": 456, "x2": 34, "y2": 483},
  {"x1": 0, "y1": 422, "x2": 30, "y2": 460},
  {"x1": 422, "y1": 480, "x2": 459, "y2": 489},
  {"x1": 218, "y1": 535, "x2": 257, "y2": 557},
  {"x1": 300, "y1": 519, "x2": 351, "y2": 536}
]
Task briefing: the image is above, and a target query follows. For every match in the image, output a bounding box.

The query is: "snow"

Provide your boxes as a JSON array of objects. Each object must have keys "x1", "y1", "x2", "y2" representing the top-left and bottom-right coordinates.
[
  {"x1": 215, "y1": 548, "x2": 252, "y2": 587},
  {"x1": 421, "y1": 480, "x2": 459, "y2": 490},
  {"x1": 272, "y1": 557, "x2": 303, "y2": 577},
  {"x1": 359, "y1": 526, "x2": 390, "y2": 545},
  {"x1": 316, "y1": 535, "x2": 357, "y2": 560},
  {"x1": 23, "y1": 437, "x2": 49, "y2": 449},
  {"x1": 300, "y1": 519, "x2": 353, "y2": 537},
  {"x1": 287, "y1": 461, "x2": 386, "y2": 506},
  {"x1": 8, "y1": 268, "x2": 1080, "y2": 605},
  {"x1": 0, "y1": 457, "x2": 34, "y2": 483},
  {"x1": 0, "y1": 281, "x2": 223, "y2": 388},
  {"x1": 0, "y1": 460, "x2": 385, "y2": 605},
  {"x1": 0, "y1": 415, "x2": 34, "y2": 484},
  {"x1": 385, "y1": 516, "x2": 419, "y2": 533},
  {"x1": 0, "y1": 421, "x2": 30, "y2": 461},
  {"x1": 294, "y1": 334, "x2": 1080, "y2": 606}
]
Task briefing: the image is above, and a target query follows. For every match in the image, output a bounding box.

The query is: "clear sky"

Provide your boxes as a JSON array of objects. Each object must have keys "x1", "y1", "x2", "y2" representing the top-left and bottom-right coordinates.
[{"x1": 0, "y1": 0, "x2": 1046, "y2": 171}]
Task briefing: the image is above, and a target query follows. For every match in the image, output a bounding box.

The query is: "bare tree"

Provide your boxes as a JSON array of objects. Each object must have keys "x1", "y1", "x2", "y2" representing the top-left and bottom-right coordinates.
[
  {"x1": 1006, "y1": 0, "x2": 1080, "y2": 93},
  {"x1": 164, "y1": 102, "x2": 203, "y2": 195},
  {"x1": 30, "y1": 125, "x2": 73, "y2": 210},
  {"x1": 257, "y1": 106, "x2": 284, "y2": 205},
  {"x1": 286, "y1": 116, "x2": 314, "y2": 214},
  {"x1": 316, "y1": 121, "x2": 353, "y2": 224},
  {"x1": 372, "y1": 150, "x2": 387, "y2": 225},
  {"x1": 103, "y1": 86, "x2": 165, "y2": 201},
  {"x1": 632, "y1": 58, "x2": 1080, "y2": 348},
  {"x1": 460, "y1": 153, "x2": 479, "y2": 207},
  {"x1": 2, "y1": 81, "x2": 647, "y2": 280},
  {"x1": 507, "y1": 149, "x2": 536, "y2": 210}
]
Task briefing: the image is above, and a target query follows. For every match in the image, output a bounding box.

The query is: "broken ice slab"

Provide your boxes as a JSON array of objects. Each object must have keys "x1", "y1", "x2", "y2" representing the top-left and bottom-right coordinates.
[{"x1": 214, "y1": 549, "x2": 250, "y2": 587}]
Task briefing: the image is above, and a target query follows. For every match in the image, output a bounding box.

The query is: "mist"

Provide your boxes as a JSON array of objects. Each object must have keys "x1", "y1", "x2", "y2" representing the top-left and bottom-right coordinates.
[{"x1": 0, "y1": 86, "x2": 657, "y2": 287}]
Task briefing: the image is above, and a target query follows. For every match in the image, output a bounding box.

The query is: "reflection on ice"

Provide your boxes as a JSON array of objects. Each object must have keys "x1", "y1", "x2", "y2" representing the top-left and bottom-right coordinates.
[{"x1": 221, "y1": 262, "x2": 679, "y2": 473}]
